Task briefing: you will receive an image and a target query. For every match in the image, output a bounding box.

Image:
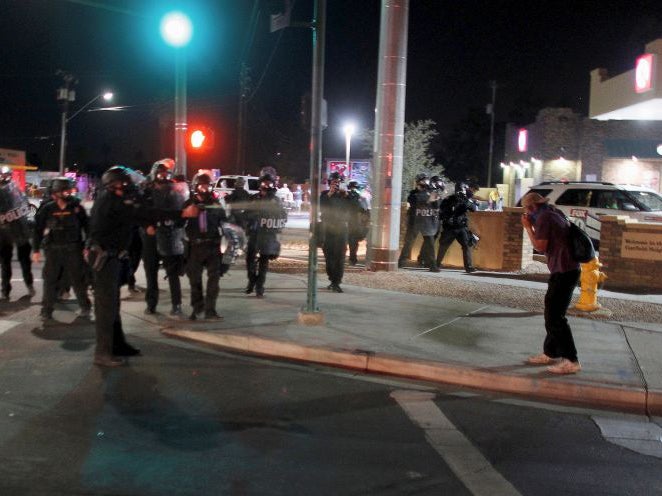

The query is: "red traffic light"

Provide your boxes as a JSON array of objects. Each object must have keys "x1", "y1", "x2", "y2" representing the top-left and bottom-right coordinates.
[{"x1": 187, "y1": 126, "x2": 214, "y2": 152}]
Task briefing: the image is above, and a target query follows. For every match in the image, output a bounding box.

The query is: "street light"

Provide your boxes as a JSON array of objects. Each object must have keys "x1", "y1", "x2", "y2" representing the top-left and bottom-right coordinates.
[
  {"x1": 58, "y1": 90, "x2": 114, "y2": 174},
  {"x1": 343, "y1": 122, "x2": 356, "y2": 178},
  {"x1": 160, "y1": 10, "x2": 193, "y2": 177}
]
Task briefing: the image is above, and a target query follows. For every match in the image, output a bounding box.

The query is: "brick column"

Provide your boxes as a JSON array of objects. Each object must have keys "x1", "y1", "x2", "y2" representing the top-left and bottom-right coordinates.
[{"x1": 501, "y1": 207, "x2": 532, "y2": 271}]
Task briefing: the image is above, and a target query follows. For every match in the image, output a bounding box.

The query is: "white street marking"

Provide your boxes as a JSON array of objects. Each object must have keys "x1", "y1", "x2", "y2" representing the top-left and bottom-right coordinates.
[
  {"x1": 592, "y1": 416, "x2": 662, "y2": 459},
  {"x1": 392, "y1": 390, "x2": 521, "y2": 496}
]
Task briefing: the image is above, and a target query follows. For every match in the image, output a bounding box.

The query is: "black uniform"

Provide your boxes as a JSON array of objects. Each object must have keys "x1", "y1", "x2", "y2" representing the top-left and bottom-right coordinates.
[
  {"x1": 225, "y1": 187, "x2": 251, "y2": 229},
  {"x1": 0, "y1": 181, "x2": 34, "y2": 298},
  {"x1": 320, "y1": 189, "x2": 351, "y2": 291},
  {"x1": 346, "y1": 189, "x2": 369, "y2": 265},
  {"x1": 245, "y1": 192, "x2": 287, "y2": 297},
  {"x1": 88, "y1": 186, "x2": 183, "y2": 363},
  {"x1": 399, "y1": 189, "x2": 440, "y2": 269},
  {"x1": 436, "y1": 191, "x2": 477, "y2": 272},
  {"x1": 141, "y1": 180, "x2": 186, "y2": 314},
  {"x1": 33, "y1": 198, "x2": 91, "y2": 317},
  {"x1": 184, "y1": 195, "x2": 226, "y2": 317}
]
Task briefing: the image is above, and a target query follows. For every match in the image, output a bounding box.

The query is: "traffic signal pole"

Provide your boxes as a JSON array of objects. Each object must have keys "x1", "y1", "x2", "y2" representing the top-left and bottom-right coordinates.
[
  {"x1": 174, "y1": 49, "x2": 188, "y2": 177},
  {"x1": 298, "y1": 0, "x2": 326, "y2": 325}
]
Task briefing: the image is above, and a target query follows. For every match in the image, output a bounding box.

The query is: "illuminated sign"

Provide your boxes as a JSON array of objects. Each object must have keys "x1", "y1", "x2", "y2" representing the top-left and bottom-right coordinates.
[
  {"x1": 517, "y1": 129, "x2": 528, "y2": 152},
  {"x1": 635, "y1": 54, "x2": 655, "y2": 93}
]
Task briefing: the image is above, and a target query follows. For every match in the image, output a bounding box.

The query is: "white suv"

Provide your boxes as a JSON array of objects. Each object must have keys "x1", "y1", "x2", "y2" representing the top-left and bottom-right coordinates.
[
  {"x1": 213, "y1": 175, "x2": 260, "y2": 199},
  {"x1": 520, "y1": 181, "x2": 662, "y2": 246}
]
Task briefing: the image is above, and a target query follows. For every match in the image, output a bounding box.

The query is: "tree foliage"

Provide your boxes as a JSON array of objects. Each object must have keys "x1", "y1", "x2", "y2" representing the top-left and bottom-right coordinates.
[{"x1": 359, "y1": 119, "x2": 444, "y2": 202}]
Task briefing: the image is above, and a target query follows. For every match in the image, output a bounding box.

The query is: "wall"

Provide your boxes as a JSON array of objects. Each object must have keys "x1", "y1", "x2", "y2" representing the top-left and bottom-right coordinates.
[
  {"x1": 599, "y1": 215, "x2": 662, "y2": 291},
  {"x1": 402, "y1": 207, "x2": 532, "y2": 271}
]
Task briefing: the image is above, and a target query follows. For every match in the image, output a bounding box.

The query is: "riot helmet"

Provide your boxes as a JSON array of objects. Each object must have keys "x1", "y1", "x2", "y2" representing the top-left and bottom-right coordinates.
[
  {"x1": 347, "y1": 180, "x2": 359, "y2": 190},
  {"x1": 101, "y1": 165, "x2": 136, "y2": 196},
  {"x1": 327, "y1": 171, "x2": 344, "y2": 185},
  {"x1": 50, "y1": 177, "x2": 76, "y2": 200},
  {"x1": 455, "y1": 182, "x2": 469, "y2": 196},
  {"x1": 0, "y1": 166, "x2": 13, "y2": 184},
  {"x1": 259, "y1": 174, "x2": 277, "y2": 194},
  {"x1": 150, "y1": 158, "x2": 175, "y2": 183},
  {"x1": 430, "y1": 175, "x2": 446, "y2": 192},
  {"x1": 415, "y1": 173, "x2": 430, "y2": 189},
  {"x1": 192, "y1": 173, "x2": 213, "y2": 199}
]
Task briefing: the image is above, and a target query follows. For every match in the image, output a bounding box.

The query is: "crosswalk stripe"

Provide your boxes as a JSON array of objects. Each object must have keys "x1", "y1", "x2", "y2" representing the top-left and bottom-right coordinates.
[{"x1": 392, "y1": 390, "x2": 521, "y2": 496}]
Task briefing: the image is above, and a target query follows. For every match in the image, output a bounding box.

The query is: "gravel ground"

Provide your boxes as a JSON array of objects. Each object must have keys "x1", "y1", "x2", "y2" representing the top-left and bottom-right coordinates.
[{"x1": 269, "y1": 253, "x2": 662, "y2": 324}]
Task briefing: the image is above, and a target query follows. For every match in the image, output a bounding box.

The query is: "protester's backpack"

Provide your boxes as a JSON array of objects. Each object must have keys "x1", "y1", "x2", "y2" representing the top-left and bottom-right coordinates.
[
  {"x1": 568, "y1": 221, "x2": 596, "y2": 263},
  {"x1": 552, "y1": 206, "x2": 596, "y2": 263}
]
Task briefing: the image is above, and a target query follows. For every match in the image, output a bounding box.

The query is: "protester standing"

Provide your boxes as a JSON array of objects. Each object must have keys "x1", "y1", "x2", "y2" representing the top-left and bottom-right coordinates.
[{"x1": 521, "y1": 192, "x2": 581, "y2": 374}]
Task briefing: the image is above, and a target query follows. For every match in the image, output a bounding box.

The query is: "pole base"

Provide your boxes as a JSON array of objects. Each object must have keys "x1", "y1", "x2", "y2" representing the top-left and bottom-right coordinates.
[
  {"x1": 298, "y1": 310, "x2": 325, "y2": 326},
  {"x1": 368, "y1": 248, "x2": 399, "y2": 272}
]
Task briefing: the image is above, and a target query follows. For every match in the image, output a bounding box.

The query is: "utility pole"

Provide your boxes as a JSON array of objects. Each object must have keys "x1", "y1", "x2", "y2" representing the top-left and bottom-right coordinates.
[
  {"x1": 236, "y1": 63, "x2": 251, "y2": 173},
  {"x1": 367, "y1": 0, "x2": 410, "y2": 272},
  {"x1": 487, "y1": 80, "x2": 497, "y2": 188},
  {"x1": 56, "y1": 71, "x2": 77, "y2": 174},
  {"x1": 298, "y1": 0, "x2": 326, "y2": 324}
]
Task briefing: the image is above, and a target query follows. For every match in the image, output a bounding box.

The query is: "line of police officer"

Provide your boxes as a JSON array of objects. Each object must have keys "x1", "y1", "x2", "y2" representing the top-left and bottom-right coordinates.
[
  {"x1": 398, "y1": 173, "x2": 477, "y2": 273},
  {"x1": 0, "y1": 167, "x2": 34, "y2": 301}
]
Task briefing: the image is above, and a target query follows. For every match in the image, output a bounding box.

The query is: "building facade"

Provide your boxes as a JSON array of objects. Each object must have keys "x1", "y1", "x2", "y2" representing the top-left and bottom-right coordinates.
[{"x1": 502, "y1": 38, "x2": 662, "y2": 204}]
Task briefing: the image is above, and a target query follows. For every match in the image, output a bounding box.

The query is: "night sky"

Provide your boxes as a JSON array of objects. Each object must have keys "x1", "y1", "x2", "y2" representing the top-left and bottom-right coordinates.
[{"x1": 1, "y1": 0, "x2": 661, "y2": 180}]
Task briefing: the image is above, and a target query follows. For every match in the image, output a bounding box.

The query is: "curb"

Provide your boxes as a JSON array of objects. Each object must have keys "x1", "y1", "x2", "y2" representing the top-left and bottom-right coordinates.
[{"x1": 161, "y1": 329, "x2": 662, "y2": 415}]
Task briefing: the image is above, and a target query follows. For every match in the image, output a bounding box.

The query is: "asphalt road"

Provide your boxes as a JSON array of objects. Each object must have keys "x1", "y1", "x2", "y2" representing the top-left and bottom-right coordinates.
[{"x1": 0, "y1": 303, "x2": 661, "y2": 496}]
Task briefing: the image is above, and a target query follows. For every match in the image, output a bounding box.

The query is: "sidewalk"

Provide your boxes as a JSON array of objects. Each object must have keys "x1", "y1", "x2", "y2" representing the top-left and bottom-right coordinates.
[{"x1": 118, "y1": 265, "x2": 662, "y2": 416}]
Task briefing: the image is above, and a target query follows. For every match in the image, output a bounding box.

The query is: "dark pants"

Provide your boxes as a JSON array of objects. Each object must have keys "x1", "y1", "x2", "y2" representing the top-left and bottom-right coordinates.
[
  {"x1": 127, "y1": 230, "x2": 142, "y2": 288},
  {"x1": 323, "y1": 232, "x2": 347, "y2": 285},
  {"x1": 348, "y1": 236, "x2": 360, "y2": 264},
  {"x1": 543, "y1": 269, "x2": 581, "y2": 362},
  {"x1": 92, "y1": 256, "x2": 130, "y2": 358},
  {"x1": 187, "y1": 241, "x2": 221, "y2": 313},
  {"x1": 436, "y1": 227, "x2": 474, "y2": 271},
  {"x1": 246, "y1": 237, "x2": 270, "y2": 293},
  {"x1": 42, "y1": 244, "x2": 91, "y2": 314},
  {"x1": 141, "y1": 235, "x2": 182, "y2": 310},
  {"x1": 0, "y1": 241, "x2": 33, "y2": 295},
  {"x1": 398, "y1": 223, "x2": 418, "y2": 263}
]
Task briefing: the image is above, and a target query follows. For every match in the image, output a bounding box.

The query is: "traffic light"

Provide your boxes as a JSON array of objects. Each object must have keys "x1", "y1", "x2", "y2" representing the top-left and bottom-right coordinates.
[{"x1": 187, "y1": 126, "x2": 214, "y2": 152}]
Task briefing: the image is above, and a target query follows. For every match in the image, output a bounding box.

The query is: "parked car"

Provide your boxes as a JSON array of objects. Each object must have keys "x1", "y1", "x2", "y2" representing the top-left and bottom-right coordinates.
[
  {"x1": 518, "y1": 181, "x2": 662, "y2": 247},
  {"x1": 213, "y1": 175, "x2": 260, "y2": 199}
]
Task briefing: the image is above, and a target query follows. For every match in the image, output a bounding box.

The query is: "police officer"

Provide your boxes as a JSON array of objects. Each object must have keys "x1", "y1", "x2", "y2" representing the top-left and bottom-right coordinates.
[
  {"x1": 245, "y1": 174, "x2": 287, "y2": 298},
  {"x1": 32, "y1": 177, "x2": 91, "y2": 320},
  {"x1": 184, "y1": 173, "x2": 226, "y2": 320},
  {"x1": 0, "y1": 166, "x2": 34, "y2": 300},
  {"x1": 320, "y1": 171, "x2": 350, "y2": 293},
  {"x1": 141, "y1": 158, "x2": 187, "y2": 316},
  {"x1": 435, "y1": 182, "x2": 477, "y2": 273},
  {"x1": 225, "y1": 176, "x2": 251, "y2": 229},
  {"x1": 346, "y1": 180, "x2": 369, "y2": 266},
  {"x1": 399, "y1": 173, "x2": 440, "y2": 269},
  {"x1": 88, "y1": 166, "x2": 198, "y2": 367}
]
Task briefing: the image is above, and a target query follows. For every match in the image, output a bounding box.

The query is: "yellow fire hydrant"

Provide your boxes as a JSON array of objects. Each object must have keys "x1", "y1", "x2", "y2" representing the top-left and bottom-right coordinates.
[{"x1": 575, "y1": 256, "x2": 607, "y2": 312}]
